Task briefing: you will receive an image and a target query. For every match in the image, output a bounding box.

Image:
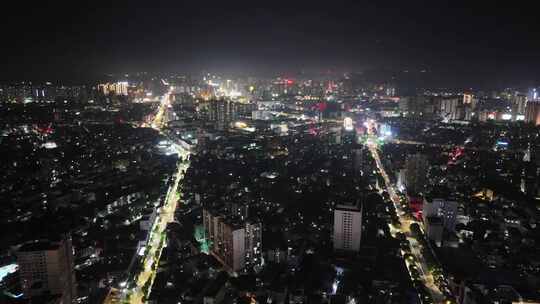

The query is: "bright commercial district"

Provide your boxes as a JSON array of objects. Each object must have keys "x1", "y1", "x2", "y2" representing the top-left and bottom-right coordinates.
[{"x1": 107, "y1": 97, "x2": 449, "y2": 304}]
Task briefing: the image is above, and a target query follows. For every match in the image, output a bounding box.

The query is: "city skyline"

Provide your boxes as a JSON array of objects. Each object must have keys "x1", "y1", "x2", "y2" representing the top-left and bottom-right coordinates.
[{"x1": 2, "y1": 2, "x2": 540, "y2": 304}]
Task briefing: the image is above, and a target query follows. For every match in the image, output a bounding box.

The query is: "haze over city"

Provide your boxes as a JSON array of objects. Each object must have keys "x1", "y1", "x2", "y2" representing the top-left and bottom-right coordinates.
[
  {"x1": 1, "y1": 1, "x2": 540, "y2": 304},
  {"x1": 2, "y1": 1, "x2": 540, "y2": 87}
]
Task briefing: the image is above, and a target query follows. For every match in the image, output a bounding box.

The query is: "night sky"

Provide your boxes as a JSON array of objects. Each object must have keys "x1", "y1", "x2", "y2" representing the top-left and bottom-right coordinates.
[{"x1": 1, "y1": 1, "x2": 539, "y2": 87}]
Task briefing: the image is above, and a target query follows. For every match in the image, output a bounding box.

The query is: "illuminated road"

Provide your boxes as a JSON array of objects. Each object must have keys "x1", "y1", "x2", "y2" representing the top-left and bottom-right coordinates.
[
  {"x1": 104, "y1": 88, "x2": 190, "y2": 304},
  {"x1": 388, "y1": 138, "x2": 518, "y2": 154},
  {"x1": 151, "y1": 90, "x2": 172, "y2": 130},
  {"x1": 389, "y1": 139, "x2": 465, "y2": 150},
  {"x1": 128, "y1": 159, "x2": 189, "y2": 304},
  {"x1": 365, "y1": 128, "x2": 445, "y2": 303}
]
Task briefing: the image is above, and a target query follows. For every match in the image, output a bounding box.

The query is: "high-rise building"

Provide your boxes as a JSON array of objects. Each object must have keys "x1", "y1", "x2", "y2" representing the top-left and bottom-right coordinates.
[
  {"x1": 98, "y1": 82, "x2": 128, "y2": 96},
  {"x1": 423, "y1": 198, "x2": 458, "y2": 232},
  {"x1": 17, "y1": 236, "x2": 76, "y2": 303},
  {"x1": 333, "y1": 202, "x2": 363, "y2": 252},
  {"x1": 400, "y1": 95, "x2": 432, "y2": 118},
  {"x1": 522, "y1": 144, "x2": 540, "y2": 199},
  {"x1": 207, "y1": 99, "x2": 237, "y2": 130},
  {"x1": 341, "y1": 118, "x2": 357, "y2": 145},
  {"x1": 425, "y1": 216, "x2": 444, "y2": 246},
  {"x1": 528, "y1": 88, "x2": 539, "y2": 101},
  {"x1": 462, "y1": 93, "x2": 474, "y2": 106},
  {"x1": 525, "y1": 100, "x2": 540, "y2": 126},
  {"x1": 353, "y1": 147, "x2": 365, "y2": 174},
  {"x1": 252, "y1": 110, "x2": 272, "y2": 120},
  {"x1": 233, "y1": 102, "x2": 257, "y2": 118},
  {"x1": 438, "y1": 96, "x2": 461, "y2": 121},
  {"x1": 226, "y1": 201, "x2": 249, "y2": 221},
  {"x1": 511, "y1": 94, "x2": 527, "y2": 119},
  {"x1": 172, "y1": 92, "x2": 196, "y2": 109},
  {"x1": 404, "y1": 153, "x2": 429, "y2": 195},
  {"x1": 203, "y1": 209, "x2": 262, "y2": 272},
  {"x1": 463, "y1": 93, "x2": 477, "y2": 120}
]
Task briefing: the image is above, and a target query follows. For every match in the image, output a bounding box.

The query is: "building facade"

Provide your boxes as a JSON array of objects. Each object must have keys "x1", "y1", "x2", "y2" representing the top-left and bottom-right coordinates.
[
  {"x1": 98, "y1": 82, "x2": 128, "y2": 96},
  {"x1": 333, "y1": 203, "x2": 363, "y2": 252},
  {"x1": 203, "y1": 209, "x2": 262, "y2": 272},
  {"x1": 438, "y1": 96, "x2": 461, "y2": 121},
  {"x1": 404, "y1": 153, "x2": 429, "y2": 195},
  {"x1": 17, "y1": 236, "x2": 76, "y2": 304},
  {"x1": 525, "y1": 100, "x2": 540, "y2": 126},
  {"x1": 511, "y1": 94, "x2": 527, "y2": 119}
]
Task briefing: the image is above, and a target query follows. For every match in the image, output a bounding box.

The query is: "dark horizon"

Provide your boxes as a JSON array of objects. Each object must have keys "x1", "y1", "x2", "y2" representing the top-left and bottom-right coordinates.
[
  {"x1": 2, "y1": 3, "x2": 540, "y2": 302},
  {"x1": 2, "y1": 1, "x2": 540, "y2": 88}
]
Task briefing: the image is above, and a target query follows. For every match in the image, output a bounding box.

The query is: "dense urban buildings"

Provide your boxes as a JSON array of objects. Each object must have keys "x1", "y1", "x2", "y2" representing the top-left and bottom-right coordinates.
[
  {"x1": 0, "y1": 69, "x2": 540, "y2": 303},
  {"x1": 1, "y1": 70, "x2": 540, "y2": 304},
  {"x1": 2, "y1": 2, "x2": 540, "y2": 303}
]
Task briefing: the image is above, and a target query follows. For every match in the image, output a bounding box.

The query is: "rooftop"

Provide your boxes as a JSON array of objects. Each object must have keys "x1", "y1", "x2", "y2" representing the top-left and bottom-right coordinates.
[{"x1": 18, "y1": 240, "x2": 61, "y2": 252}]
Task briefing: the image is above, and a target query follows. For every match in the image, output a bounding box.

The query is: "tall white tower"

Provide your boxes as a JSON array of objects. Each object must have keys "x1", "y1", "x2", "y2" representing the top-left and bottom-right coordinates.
[{"x1": 333, "y1": 203, "x2": 363, "y2": 252}]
